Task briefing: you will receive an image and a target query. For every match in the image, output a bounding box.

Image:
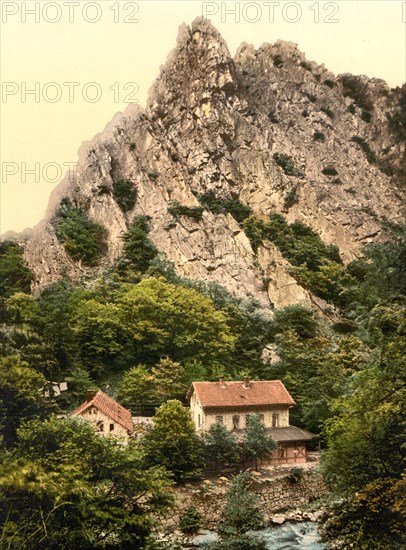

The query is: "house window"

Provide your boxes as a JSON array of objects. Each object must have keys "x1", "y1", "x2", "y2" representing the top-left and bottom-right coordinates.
[
  {"x1": 259, "y1": 414, "x2": 265, "y2": 423},
  {"x1": 272, "y1": 413, "x2": 279, "y2": 427},
  {"x1": 96, "y1": 421, "x2": 104, "y2": 432},
  {"x1": 215, "y1": 415, "x2": 223, "y2": 424},
  {"x1": 278, "y1": 446, "x2": 285, "y2": 459},
  {"x1": 245, "y1": 414, "x2": 251, "y2": 427},
  {"x1": 198, "y1": 414, "x2": 201, "y2": 427},
  {"x1": 109, "y1": 423, "x2": 114, "y2": 432},
  {"x1": 232, "y1": 415, "x2": 240, "y2": 429}
]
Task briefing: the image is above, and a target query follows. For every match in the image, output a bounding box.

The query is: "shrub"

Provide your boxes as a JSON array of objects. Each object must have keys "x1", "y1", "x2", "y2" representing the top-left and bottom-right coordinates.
[
  {"x1": 112, "y1": 180, "x2": 136, "y2": 212},
  {"x1": 97, "y1": 185, "x2": 111, "y2": 196},
  {"x1": 242, "y1": 216, "x2": 267, "y2": 252},
  {"x1": 168, "y1": 201, "x2": 204, "y2": 222},
  {"x1": 323, "y1": 79, "x2": 335, "y2": 88},
  {"x1": 219, "y1": 473, "x2": 264, "y2": 535},
  {"x1": 273, "y1": 55, "x2": 283, "y2": 68},
  {"x1": 347, "y1": 103, "x2": 356, "y2": 115},
  {"x1": 287, "y1": 467, "x2": 304, "y2": 484},
  {"x1": 302, "y1": 109, "x2": 310, "y2": 118},
  {"x1": 53, "y1": 198, "x2": 107, "y2": 266},
  {"x1": 322, "y1": 167, "x2": 338, "y2": 176},
  {"x1": 273, "y1": 153, "x2": 304, "y2": 178},
  {"x1": 313, "y1": 132, "x2": 325, "y2": 142},
  {"x1": 271, "y1": 305, "x2": 319, "y2": 339},
  {"x1": 320, "y1": 107, "x2": 334, "y2": 119},
  {"x1": 242, "y1": 211, "x2": 349, "y2": 304},
  {"x1": 351, "y1": 136, "x2": 377, "y2": 164},
  {"x1": 120, "y1": 215, "x2": 157, "y2": 273},
  {"x1": 198, "y1": 191, "x2": 252, "y2": 223},
  {"x1": 361, "y1": 110, "x2": 372, "y2": 123},
  {"x1": 284, "y1": 188, "x2": 299, "y2": 209},
  {"x1": 340, "y1": 75, "x2": 374, "y2": 111},
  {"x1": 332, "y1": 319, "x2": 358, "y2": 334},
  {"x1": 147, "y1": 172, "x2": 158, "y2": 182},
  {"x1": 300, "y1": 61, "x2": 312, "y2": 71},
  {"x1": 306, "y1": 93, "x2": 317, "y2": 103},
  {"x1": 386, "y1": 87, "x2": 406, "y2": 142},
  {"x1": 0, "y1": 242, "x2": 33, "y2": 298},
  {"x1": 267, "y1": 110, "x2": 279, "y2": 123},
  {"x1": 180, "y1": 506, "x2": 202, "y2": 534},
  {"x1": 204, "y1": 422, "x2": 241, "y2": 468}
]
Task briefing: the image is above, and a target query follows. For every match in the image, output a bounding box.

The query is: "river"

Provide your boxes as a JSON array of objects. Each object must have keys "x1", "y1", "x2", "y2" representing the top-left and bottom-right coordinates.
[
  {"x1": 256, "y1": 521, "x2": 325, "y2": 549},
  {"x1": 191, "y1": 521, "x2": 325, "y2": 548}
]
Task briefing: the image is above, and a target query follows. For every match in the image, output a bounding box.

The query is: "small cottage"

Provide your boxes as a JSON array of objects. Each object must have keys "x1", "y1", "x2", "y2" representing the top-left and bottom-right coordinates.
[
  {"x1": 74, "y1": 390, "x2": 134, "y2": 443},
  {"x1": 187, "y1": 379, "x2": 317, "y2": 464}
]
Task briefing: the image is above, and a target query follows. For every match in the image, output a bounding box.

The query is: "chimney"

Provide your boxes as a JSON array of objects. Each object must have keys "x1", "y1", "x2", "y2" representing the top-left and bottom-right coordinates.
[
  {"x1": 243, "y1": 378, "x2": 251, "y2": 389},
  {"x1": 87, "y1": 389, "x2": 98, "y2": 401}
]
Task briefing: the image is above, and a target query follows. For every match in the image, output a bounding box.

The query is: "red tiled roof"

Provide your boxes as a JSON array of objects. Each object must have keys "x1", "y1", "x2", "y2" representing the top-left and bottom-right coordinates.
[
  {"x1": 187, "y1": 380, "x2": 295, "y2": 410},
  {"x1": 74, "y1": 390, "x2": 134, "y2": 433}
]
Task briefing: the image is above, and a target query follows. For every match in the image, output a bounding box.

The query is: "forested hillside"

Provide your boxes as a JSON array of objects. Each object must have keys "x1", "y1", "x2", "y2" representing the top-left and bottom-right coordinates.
[{"x1": 1, "y1": 216, "x2": 405, "y2": 548}]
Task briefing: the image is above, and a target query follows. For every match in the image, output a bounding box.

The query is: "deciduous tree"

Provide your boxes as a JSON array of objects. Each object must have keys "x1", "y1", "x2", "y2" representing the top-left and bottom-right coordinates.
[
  {"x1": 141, "y1": 400, "x2": 204, "y2": 482},
  {"x1": 203, "y1": 422, "x2": 241, "y2": 468},
  {"x1": 0, "y1": 417, "x2": 173, "y2": 549},
  {"x1": 243, "y1": 414, "x2": 276, "y2": 470}
]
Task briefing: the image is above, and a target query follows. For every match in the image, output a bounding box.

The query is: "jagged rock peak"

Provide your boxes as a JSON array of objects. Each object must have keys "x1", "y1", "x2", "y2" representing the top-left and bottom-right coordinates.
[
  {"x1": 148, "y1": 17, "x2": 240, "y2": 113},
  {"x1": 20, "y1": 18, "x2": 405, "y2": 310}
]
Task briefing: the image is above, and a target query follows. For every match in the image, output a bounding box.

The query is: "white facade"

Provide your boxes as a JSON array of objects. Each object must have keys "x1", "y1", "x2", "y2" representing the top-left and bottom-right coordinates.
[
  {"x1": 190, "y1": 391, "x2": 290, "y2": 433},
  {"x1": 78, "y1": 405, "x2": 131, "y2": 443}
]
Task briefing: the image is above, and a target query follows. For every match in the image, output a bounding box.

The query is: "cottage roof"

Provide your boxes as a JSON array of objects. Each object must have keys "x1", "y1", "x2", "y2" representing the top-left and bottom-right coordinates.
[
  {"x1": 74, "y1": 390, "x2": 134, "y2": 433},
  {"x1": 187, "y1": 380, "x2": 295, "y2": 410}
]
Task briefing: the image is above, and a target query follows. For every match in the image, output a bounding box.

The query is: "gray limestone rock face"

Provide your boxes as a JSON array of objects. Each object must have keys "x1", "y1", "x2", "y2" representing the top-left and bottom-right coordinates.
[{"x1": 23, "y1": 18, "x2": 405, "y2": 310}]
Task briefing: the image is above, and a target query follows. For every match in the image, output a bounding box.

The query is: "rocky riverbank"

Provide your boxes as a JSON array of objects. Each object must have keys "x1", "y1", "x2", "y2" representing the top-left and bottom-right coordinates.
[{"x1": 155, "y1": 463, "x2": 328, "y2": 547}]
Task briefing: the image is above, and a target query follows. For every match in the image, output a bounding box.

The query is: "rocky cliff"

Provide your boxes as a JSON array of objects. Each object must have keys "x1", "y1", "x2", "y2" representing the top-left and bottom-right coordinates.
[{"x1": 24, "y1": 18, "x2": 405, "y2": 310}]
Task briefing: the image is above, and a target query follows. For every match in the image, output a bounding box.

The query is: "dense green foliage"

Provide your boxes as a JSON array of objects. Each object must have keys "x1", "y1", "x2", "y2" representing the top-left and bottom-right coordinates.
[
  {"x1": 141, "y1": 400, "x2": 204, "y2": 482},
  {"x1": 386, "y1": 85, "x2": 406, "y2": 142},
  {"x1": 273, "y1": 153, "x2": 304, "y2": 178},
  {"x1": 179, "y1": 506, "x2": 202, "y2": 534},
  {"x1": 197, "y1": 191, "x2": 252, "y2": 223},
  {"x1": 117, "y1": 365, "x2": 156, "y2": 408},
  {"x1": 53, "y1": 198, "x2": 107, "y2": 265},
  {"x1": 351, "y1": 136, "x2": 377, "y2": 164},
  {"x1": 0, "y1": 417, "x2": 173, "y2": 549},
  {"x1": 0, "y1": 242, "x2": 33, "y2": 299},
  {"x1": 119, "y1": 215, "x2": 158, "y2": 274},
  {"x1": 117, "y1": 358, "x2": 188, "y2": 409},
  {"x1": 340, "y1": 74, "x2": 373, "y2": 112},
  {"x1": 167, "y1": 200, "x2": 204, "y2": 221},
  {"x1": 219, "y1": 473, "x2": 264, "y2": 536},
  {"x1": 320, "y1": 477, "x2": 405, "y2": 549},
  {"x1": 113, "y1": 179, "x2": 137, "y2": 212},
  {"x1": 0, "y1": 355, "x2": 53, "y2": 447},
  {"x1": 203, "y1": 422, "x2": 241, "y2": 468},
  {"x1": 2, "y1": 199, "x2": 405, "y2": 547},
  {"x1": 243, "y1": 414, "x2": 277, "y2": 469},
  {"x1": 243, "y1": 213, "x2": 349, "y2": 304}
]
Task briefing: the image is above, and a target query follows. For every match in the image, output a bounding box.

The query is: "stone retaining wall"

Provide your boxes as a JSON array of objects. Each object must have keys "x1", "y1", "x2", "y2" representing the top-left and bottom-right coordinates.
[{"x1": 157, "y1": 468, "x2": 328, "y2": 532}]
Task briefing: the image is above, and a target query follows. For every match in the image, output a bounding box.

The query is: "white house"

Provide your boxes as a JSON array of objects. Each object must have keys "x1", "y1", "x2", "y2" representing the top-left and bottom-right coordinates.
[{"x1": 187, "y1": 379, "x2": 317, "y2": 463}]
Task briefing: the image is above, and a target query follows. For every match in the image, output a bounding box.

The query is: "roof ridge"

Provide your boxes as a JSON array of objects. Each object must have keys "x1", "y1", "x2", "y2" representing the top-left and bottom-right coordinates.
[{"x1": 74, "y1": 390, "x2": 134, "y2": 433}]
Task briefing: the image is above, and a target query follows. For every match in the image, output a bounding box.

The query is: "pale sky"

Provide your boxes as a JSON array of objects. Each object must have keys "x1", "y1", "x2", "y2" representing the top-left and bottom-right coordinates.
[{"x1": 1, "y1": 0, "x2": 405, "y2": 233}]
